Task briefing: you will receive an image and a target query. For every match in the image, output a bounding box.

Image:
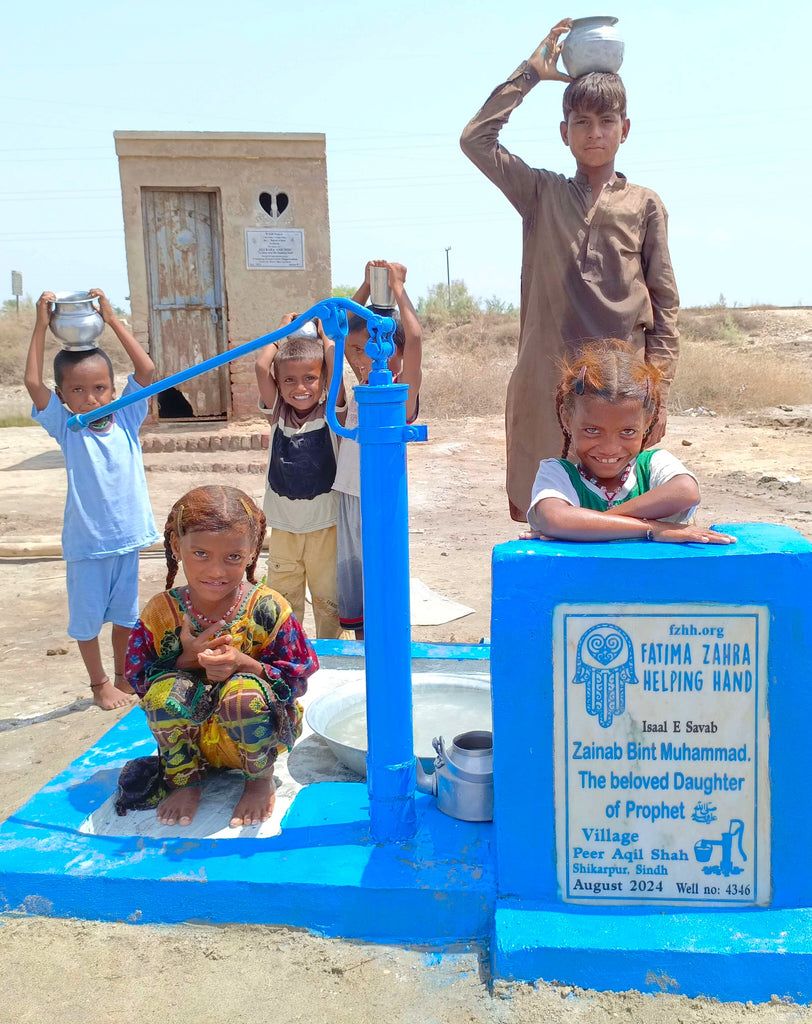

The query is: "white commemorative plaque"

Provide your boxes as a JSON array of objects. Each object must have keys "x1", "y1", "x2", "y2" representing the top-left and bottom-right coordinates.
[
  {"x1": 554, "y1": 604, "x2": 770, "y2": 907},
  {"x1": 245, "y1": 228, "x2": 305, "y2": 270}
]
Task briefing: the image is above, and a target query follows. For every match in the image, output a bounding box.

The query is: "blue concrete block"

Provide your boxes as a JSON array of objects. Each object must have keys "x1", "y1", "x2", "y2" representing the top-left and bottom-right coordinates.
[
  {"x1": 489, "y1": 523, "x2": 812, "y2": 1000},
  {"x1": 494, "y1": 901, "x2": 812, "y2": 1002},
  {"x1": 491, "y1": 523, "x2": 812, "y2": 904}
]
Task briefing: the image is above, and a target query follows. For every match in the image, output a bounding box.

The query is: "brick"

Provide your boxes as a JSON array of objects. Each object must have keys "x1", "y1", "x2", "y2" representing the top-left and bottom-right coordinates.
[
  {"x1": 210, "y1": 437, "x2": 223, "y2": 451},
  {"x1": 250, "y1": 434, "x2": 261, "y2": 450}
]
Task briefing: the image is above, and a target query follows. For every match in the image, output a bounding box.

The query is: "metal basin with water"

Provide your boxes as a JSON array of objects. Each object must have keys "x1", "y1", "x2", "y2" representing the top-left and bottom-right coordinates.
[{"x1": 305, "y1": 671, "x2": 492, "y2": 777}]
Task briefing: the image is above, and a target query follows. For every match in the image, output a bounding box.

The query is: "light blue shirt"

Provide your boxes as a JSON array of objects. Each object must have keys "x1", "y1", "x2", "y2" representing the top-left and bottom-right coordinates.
[{"x1": 32, "y1": 375, "x2": 160, "y2": 561}]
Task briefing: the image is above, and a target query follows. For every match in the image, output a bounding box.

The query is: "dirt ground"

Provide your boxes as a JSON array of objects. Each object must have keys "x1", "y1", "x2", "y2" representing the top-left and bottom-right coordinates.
[{"x1": 1, "y1": 401, "x2": 811, "y2": 1022}]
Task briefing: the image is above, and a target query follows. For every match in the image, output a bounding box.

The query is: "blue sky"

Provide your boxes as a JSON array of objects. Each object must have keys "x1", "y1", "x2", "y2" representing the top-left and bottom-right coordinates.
[{"x1": 1, "y1": 0, "x2": 809, "y2": 311}]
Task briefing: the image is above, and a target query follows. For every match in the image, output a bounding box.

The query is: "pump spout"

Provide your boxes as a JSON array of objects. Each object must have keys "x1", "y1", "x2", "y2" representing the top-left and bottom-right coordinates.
[{"x1": 415, "y1": 760, "x2": 437, "y2": 796}]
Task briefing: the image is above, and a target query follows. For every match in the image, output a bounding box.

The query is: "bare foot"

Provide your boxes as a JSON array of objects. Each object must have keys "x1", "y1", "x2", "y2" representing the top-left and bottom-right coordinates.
[
  {"x1": 90, "y1": 677, "x2": 138, "y2": 711},
  {"x1": 230, "y1": 777, "x2": 275, "y2": 828},
  {"x1": 114, "y1": 672, "x2": 136, "y2": 696},
  {"x1": 157, "y1": 786, "x2": 202, "y2": 826}
]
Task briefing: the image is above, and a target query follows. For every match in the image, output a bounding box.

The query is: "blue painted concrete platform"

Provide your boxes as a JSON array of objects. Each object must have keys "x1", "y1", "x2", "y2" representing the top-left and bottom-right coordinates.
[
  {"x1": 0, "y1": 648, "x2": 495, "y2": 942},
  {"x1": 3, "y1": 577, "x2": 812, "y2": 1002},
  {"x1": 494, "y1": 901, "x2": 812, "y2": 1003}
]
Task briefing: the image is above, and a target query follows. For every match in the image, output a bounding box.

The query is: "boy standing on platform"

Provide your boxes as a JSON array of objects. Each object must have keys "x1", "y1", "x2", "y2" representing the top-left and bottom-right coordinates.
[{"x1": 461, "y1": 17, "x2": 679, "y2": 522}]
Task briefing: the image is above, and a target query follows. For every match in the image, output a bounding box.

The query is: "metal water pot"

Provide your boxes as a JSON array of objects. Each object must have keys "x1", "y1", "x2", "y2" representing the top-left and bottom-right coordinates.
[
  {"x1": 368, "y1": 266, "x2": 396, "y2": 311},
  {"x1": 415, "y1": 730, "x2": 494, "y2": 821},
  {"x1": 49, "y1": 292, "x2": 105, "y2": 350},
  {"x1": 561, "y1": 16, "x2": 624, "y2": 78}
]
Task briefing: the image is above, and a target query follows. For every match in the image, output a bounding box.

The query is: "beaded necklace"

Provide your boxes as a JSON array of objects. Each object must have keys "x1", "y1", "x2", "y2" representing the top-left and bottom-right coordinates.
[
  {"x1": 183, "y1": 581, "x2": 245, "y2": 632},
  {"x1": 577, "y1": 460, "x2": 633, "y2": 509}
]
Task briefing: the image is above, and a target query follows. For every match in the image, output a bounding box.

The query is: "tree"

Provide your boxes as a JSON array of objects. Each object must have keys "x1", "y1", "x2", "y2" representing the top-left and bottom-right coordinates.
[
  {"x1": 417, "y1": 280, "x2": 479, "y2": 320},
  {"x1": 484, "y1": 295, "x2": 517, "y2": 315}
]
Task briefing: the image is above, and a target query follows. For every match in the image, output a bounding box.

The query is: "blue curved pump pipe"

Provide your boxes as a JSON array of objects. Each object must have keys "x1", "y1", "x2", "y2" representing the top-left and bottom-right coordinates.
[{"x1": 67, "y1": 298, "x2": 427, "y2": 843}]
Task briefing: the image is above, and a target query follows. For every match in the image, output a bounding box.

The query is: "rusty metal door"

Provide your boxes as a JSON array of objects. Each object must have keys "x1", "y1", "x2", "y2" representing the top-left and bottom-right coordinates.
[{"x1": 142, "y1": 189, "x2": 228, "y2": 418}]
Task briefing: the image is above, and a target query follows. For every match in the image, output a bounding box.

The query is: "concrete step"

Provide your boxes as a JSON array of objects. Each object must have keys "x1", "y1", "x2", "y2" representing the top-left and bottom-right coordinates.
[{"x1": 140, "y1": 433, "x2": 269, "y2": 453}]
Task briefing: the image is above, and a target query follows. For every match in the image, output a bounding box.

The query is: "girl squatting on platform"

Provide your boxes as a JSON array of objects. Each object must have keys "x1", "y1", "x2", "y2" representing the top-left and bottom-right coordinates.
[{"x1": 123, "y1": 485, "x2": 317, "y2": 828}]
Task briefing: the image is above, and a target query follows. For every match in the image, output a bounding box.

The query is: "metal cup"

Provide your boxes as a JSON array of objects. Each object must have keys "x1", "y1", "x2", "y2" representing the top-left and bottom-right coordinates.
[{"x1": 368, "y1": 266, "x2": 395, "y2": 310}]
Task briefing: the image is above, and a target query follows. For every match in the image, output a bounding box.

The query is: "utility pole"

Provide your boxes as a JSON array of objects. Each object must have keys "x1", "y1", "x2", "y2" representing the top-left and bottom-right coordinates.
[{"x1": 444, "y1": 247, "x2": 451, "y2": 308}]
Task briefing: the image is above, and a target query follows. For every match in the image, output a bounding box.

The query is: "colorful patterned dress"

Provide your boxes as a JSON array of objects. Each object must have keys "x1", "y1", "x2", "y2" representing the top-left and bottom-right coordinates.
[{"x1": 124, "y1": 583, "x2": 317, "y2": 789}]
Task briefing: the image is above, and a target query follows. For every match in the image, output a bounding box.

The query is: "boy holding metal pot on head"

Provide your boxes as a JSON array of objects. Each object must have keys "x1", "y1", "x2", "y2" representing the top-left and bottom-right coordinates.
[
  {"x1": 24, "y1": 289, "x2": 159, "y2": 710},
  {"x1": 460, "y1": 17, "x2": 679, "y2": 523}
]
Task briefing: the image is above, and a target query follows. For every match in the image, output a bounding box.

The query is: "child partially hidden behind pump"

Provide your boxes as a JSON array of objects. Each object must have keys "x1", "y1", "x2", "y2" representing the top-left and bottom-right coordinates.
[
  {"x1": 254, "y1": 315, "x2": 342, "y2": 638},
  {"x1": 332, "y1": 260, "x2": 423, "y2": 639},
  {"x1": 524, "y1": 340, "x2": 736, "y2": 545},
  {"x1": 25, "y1": 289, "x2": 160, "y2": 710}
]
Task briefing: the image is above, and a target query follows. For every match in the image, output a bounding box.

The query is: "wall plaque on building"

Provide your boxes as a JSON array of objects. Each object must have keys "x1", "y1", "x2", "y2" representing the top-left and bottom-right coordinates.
[
  {"x1": 245, "y1": 228, "x2": 305, "y2": 270},
  {"x1": 553, "y1": 604, "x2": 770, "y2": 907}
]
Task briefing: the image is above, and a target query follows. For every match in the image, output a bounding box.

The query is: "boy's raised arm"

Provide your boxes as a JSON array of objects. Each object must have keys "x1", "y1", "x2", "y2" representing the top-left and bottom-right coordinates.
[
  {"x1": 388, "y1": 263, "x2": 422, "y2": 422},
  {"x1": 255, "y1": 311, "x2": 300, "y2": 411},
  {"x1": 526, "y1": 19, "x2": 574, "y2": 81},
  {"x1": 350, "y1": 262, "x2": 373, "y2": 306},
  {"x1": 89, "y1": 289, "x2": 155, "y2": 387},
  {"x1": 24, "y1": 292, "x2": 56, "y2": 411},
  {"x1": 254, "y1": 340, "x2": 279, "y2": 412},
  {"x1": 460, "y1": 19, "x2": 572, "y2": 215}
]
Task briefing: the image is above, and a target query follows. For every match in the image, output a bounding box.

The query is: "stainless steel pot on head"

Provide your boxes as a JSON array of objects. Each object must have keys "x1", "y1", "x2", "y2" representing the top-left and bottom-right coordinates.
[{"x1": 49, "y1": 292, "x2": 105, "y2": 350}]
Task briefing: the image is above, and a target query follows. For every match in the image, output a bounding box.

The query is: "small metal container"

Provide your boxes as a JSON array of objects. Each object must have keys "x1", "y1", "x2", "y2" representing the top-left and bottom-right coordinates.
[
  {"x1": 368, "y1": 266, "x2": 396, "y2": 310},
  {"x1": 49, "y1": 291, "x2": 105, "y2": 350},
  {"x1": 561, "y1": 16, "x2": 624, "y2": 78},
  {"x1": 288, "y1": 319, "x2": 319, "y2": 341},
  {"x1": 416, "y1": 730, "x2": 494, "y2": 822}
]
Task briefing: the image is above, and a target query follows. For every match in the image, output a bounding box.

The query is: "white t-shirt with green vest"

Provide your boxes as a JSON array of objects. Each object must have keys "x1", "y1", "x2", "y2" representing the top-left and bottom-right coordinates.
[{"x1": 529, "y1": 449, "x2": 698, "y2": 523}]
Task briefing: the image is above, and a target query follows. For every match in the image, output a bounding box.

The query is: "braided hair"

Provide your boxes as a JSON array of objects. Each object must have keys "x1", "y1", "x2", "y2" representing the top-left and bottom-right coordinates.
[
  {"x1": 555, "y1": 340, "x2": 664, "y2": 459},
  {"x1": 162, "y1": 485, "x2": 267, "y2": 590}
]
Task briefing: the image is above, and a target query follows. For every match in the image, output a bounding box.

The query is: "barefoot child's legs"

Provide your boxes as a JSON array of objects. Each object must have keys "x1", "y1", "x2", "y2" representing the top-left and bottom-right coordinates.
[
  {"x1": 77, "y1": 637, "x2": 136, "y2": 710},
  {"x1": 157, "y1": 784, "x2": 202, "y2": 826},
  {"x1": 68, "y1": 553, "x2": 140, "y2": 710},
  {"x1": 142, "y1": 672, "x2": 290, "y2": 827},
  {"x1": 210, "y1": 675, "x2": 284, "y2": 826},
  {"x1": 112, "y1": 623, "x2": 136, "y2": 695},
  {"x1": 231, "y1": 776, "x2": 275, "y2": 828}
]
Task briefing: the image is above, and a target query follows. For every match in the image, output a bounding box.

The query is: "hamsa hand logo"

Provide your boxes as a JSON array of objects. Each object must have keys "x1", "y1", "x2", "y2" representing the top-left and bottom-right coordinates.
[{"x1": 572, "y1": 623, "x2": 639, "y2": 728}]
